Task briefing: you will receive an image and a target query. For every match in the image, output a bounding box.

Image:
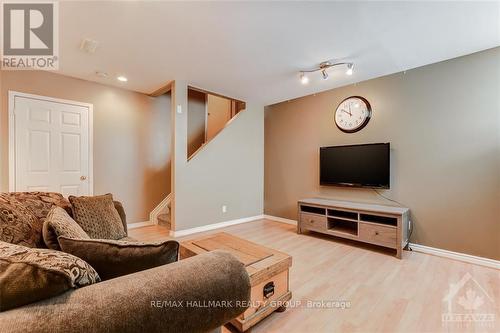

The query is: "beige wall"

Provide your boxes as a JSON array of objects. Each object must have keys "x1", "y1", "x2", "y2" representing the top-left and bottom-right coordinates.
[
  {"x1": 172, "y1": 81, "x2": 264, "y2": 231},
  {"x1": 0, "y1": 70, "x2": 171, "y2": 224},
  {"x1": 265, "y1": 47, "x2": 500, "y2": 260}
]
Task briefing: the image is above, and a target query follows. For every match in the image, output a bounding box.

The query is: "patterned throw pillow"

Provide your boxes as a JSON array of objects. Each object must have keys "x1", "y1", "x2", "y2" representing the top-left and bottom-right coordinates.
[
  {"x1": 58, "y1": 237, "x2": 179, "y2": 280},
  {"x1": 43, "y1": 207, "x2": 90, "y2": 250},
  {"x1": 0, "y1": 192, "x2": 73, "y2": 248},
  {"x1": 69, "y1": 194, "x2": 127, "y2": 240},
  {"x1": 8, "y1": 192, "x2": 73, "y2": 223},
  {"x1": 0, "y1": 241, "x2": 100, "y2": 311},
  {"x1": 0, "y1": 195, "x2": 41, "y2": 248}
]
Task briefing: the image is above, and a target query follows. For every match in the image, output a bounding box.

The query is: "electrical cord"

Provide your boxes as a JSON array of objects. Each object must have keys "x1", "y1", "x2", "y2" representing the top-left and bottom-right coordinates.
[
  {"x1": 372, "y1": 189, "x2": 405, "y2": 207},
  {"x1": 408, "y1": 219, "x2": 414, "y2": 246}
]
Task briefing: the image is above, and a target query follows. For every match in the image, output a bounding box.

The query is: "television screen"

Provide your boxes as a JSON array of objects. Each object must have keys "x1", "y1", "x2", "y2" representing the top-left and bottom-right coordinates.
[{"x1": 320, "y1": 143, "x2": 390, "y2": 188}]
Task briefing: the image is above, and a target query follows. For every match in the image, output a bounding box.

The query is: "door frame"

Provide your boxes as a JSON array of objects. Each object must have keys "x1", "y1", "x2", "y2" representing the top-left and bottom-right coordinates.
[{"x1": 8, "y1": 91, "x2": 94, "y2": 195}]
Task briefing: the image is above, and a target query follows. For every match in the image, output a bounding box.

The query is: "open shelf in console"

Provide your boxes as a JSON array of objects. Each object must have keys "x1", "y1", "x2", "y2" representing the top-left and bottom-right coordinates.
[
  {"x1": 327, "y1": 209, "x2": 358, "y2": 221},
  {"x1": 300, "y1": 205, "x2": 326, "y2": 215},
  {"x1": 360, "y1": 213, "x2": 397, "y2": 227},
  {"x1": 327, "y1": 217, "x2": 358, "y2": 236}
]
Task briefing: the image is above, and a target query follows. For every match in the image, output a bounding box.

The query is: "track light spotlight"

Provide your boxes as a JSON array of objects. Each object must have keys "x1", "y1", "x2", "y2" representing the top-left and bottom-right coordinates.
[
  {"x1": 322, "y1": 70, "x2": 329, "y2": 80},
  {"x1": 346, "y1": 63, "x2": 354, "y2": 75},
  {"x1": 300, "y1": 72, "x2": 309, "y2": 84}
]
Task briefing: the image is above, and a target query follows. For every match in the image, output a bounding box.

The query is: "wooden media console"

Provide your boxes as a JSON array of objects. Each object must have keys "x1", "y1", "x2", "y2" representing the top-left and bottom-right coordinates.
[{"x1": 298, "y1": 198, "x2": 410, "y2": 258}]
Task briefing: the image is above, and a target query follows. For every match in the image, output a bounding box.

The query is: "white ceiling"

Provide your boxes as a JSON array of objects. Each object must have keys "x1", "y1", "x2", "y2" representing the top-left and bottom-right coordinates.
[{"x1": 58, "y1": 1, "x2": 500, "y2": 105}]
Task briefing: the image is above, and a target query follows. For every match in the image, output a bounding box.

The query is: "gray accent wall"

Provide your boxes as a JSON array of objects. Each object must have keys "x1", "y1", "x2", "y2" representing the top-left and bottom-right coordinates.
[
  {"x1": 265, "y1": 47, "x2": 500, "y2": 260},
  {"x1": 172, "y1": 81, "x2": 264, "y2": 231}
]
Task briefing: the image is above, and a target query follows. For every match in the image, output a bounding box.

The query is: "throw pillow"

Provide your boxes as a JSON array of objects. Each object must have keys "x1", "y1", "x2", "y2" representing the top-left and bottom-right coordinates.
[
  {"x1": 7, "y1": 192, "x2": 73, "y2": 223},
  {"x1": 0, "y1": 195, "x2": 41, "y2": 248},
  {"x1": 0, "y1": 241, "x2": 100, "y2": 311},
  {"x1": 58, "y1": 237, "x2": 179, "y2": 280},
  {"x1": 43, "y1": 206, "x2": 90, "y2": 250},
  {"x1": 68, "y1": 194, "x2": 126, "y2": 240},
  {"x1": 0, "y1": 192, "x2": 74, "y2": 248}
]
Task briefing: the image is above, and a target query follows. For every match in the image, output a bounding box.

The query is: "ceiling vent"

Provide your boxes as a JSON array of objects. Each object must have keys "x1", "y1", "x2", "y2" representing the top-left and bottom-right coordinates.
[{"x1": 80, "y1": 38, "x2": 99, "y2": 54}]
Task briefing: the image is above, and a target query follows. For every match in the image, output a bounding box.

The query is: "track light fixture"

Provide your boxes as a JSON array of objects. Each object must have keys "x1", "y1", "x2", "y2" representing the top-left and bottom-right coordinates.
[{"x1": 299, "y1": 61, "x2": 354, "y2": 83}]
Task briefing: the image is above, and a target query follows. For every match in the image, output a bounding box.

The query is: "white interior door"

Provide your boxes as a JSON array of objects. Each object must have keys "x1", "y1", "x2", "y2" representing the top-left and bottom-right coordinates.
[{"x1": 10, "y1": 92, "x2": 93, "y2": 197}]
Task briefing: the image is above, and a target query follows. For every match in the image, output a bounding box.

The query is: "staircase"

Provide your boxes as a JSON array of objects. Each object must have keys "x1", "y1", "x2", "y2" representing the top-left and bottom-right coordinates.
[
  {"x1": 150, "y1": 193, "x2": 172, "y2": 229},
  {"x1": 157, "y1": 205, "x2": 171, "y2": 229}
]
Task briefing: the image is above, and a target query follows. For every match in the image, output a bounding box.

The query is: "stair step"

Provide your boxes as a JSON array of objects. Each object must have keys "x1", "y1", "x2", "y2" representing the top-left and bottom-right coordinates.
[
  {"x1": 157, "y1": 213, "x2": 171, "y2": 229},
  {"x1": 158, "y1": 213, "x2": 169, "y2": 220}
]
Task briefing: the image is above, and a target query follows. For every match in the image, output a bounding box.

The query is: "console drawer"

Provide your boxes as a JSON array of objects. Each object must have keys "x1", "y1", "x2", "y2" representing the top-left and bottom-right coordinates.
[
  {"x1": 300, "y1": 213, "x2": 327, "y2": 232},
  {"x1": 359, "y1": 222, "x2": 397, "y2": 248}
]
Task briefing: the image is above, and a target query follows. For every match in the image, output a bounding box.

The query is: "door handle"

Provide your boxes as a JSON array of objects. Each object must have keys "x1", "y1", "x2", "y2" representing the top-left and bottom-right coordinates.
[{"x1": 80, "y1": 176, "x2": 87, "y2": 181}]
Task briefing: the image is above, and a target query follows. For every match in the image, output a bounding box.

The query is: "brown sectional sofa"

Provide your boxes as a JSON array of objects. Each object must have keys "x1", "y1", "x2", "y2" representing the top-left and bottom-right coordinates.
[{"x1": 0, "y1": 192, "x2": 251, "y2": 333}]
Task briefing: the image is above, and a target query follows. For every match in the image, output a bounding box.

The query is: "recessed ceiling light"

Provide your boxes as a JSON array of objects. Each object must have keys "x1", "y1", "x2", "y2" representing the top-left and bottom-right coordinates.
[{"x1": 117, "y1": 76, "x2": 128, "y2": 82}]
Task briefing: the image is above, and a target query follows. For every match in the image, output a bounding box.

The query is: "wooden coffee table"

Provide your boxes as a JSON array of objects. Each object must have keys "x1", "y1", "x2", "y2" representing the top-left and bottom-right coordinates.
[{"x1": 180, "y1": 232, "x2": 292, "y2": 332}]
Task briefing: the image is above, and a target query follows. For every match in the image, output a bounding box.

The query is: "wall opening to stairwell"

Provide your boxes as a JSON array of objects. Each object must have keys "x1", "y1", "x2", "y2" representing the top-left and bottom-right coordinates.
[{"x1": 187, "y1": 87, "x2": 246, "y2": 160}]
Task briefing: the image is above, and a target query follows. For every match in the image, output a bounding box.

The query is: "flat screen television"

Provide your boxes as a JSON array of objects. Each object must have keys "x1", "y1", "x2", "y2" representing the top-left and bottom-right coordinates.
[{"x1": 320, "y1": 143, "x2": 390, "y2": 188}]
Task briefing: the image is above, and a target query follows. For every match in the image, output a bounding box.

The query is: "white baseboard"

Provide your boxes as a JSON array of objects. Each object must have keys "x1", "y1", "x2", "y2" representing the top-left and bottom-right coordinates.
[
  {"x1": 409, "y1": 243, "x2": 500, "y2": 269},
  {"x1": 172, "y1": 215, "x2": 265, "y2": 237},
  {"x1": 172, "y1": 214, "x2": 299, "y2": 237},
  {"x1": 263, "y1": 214, "x2": 297, "y2": 225},
  {"x1": 127, "y1": 221, "x2": 154, "y2": 230}
]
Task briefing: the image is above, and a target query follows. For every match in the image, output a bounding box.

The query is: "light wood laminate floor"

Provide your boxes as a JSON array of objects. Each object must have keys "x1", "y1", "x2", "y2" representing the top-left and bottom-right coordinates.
[{"x1": 129, "y1": 219, "x2": 499, "y2": 333}]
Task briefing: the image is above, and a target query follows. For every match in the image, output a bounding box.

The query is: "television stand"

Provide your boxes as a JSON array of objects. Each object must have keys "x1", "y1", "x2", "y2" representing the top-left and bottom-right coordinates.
[{"x1": 297, "y1": 198, "x2": 410, "y2": 258}]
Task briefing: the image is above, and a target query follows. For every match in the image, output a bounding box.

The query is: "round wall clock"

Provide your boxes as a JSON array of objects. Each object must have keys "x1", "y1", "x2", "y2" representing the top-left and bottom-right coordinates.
[{"x1": 334, "y1": 96, "x2": 372, "y2": 133}]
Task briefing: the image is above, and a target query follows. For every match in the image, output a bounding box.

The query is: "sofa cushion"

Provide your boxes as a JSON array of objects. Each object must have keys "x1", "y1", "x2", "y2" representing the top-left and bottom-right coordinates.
[
  {"x1": 0, "y1": 241, "x2": 100, "y2": 311},
  {"x1": 0, "y1": 195, "x2": 41, "y2": 248},
  {"x1": 69, "y1": 194, "x2": 127, "y2": 240},
  {"x1": 58, "y1": 237, "x2": 179, "y2": 280},
  {"x1": 43, "y1": 207, "x2": 90, "y2": 250}
]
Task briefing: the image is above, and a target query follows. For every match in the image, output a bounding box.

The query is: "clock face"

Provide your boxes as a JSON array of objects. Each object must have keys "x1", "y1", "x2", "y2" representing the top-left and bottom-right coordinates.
[{"x1": 334, "y1": 96, "x2": 372, "y2": 133}]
